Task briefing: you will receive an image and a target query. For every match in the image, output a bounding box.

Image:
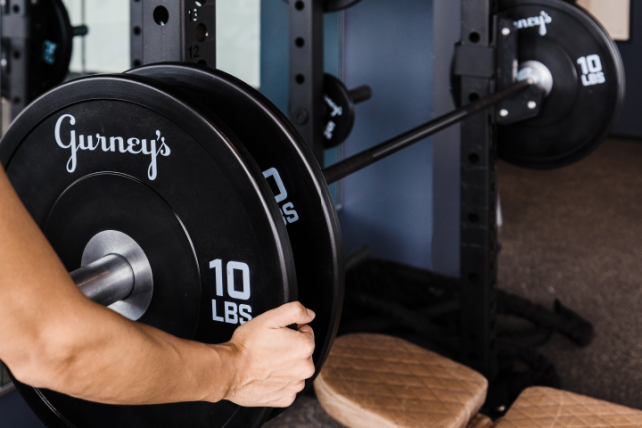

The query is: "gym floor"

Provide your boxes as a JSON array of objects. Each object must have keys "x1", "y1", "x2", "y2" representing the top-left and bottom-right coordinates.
[{"x1": 267, "y1": 137, "x2": 642, "y2": 426}]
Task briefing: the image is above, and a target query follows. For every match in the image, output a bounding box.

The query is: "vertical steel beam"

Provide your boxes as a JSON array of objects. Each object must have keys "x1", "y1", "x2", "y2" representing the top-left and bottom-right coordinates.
[
  {"x1": 288, "y1": 0, "x2": 325, "y2": 163},
  {"x1": 132, "y1": 0, "x2": 216, "y2": 68},
  {"x1": 458, "y1": 0, "x2": 498, "y2": 379},
  {"x1": 2, "y1": 0, "x2": 28, "y2": 119}
]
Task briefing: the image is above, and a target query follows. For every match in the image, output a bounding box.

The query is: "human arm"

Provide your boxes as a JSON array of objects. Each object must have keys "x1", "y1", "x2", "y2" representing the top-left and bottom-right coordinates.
[{"x1": 0, "y1": 165, "x2": 315, "y2": 407}]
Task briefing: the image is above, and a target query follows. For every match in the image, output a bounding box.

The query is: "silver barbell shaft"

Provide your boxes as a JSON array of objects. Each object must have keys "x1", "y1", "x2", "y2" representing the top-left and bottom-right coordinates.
[{"x1": 70, "y1": 254, "x2": 135, "y2": 307}]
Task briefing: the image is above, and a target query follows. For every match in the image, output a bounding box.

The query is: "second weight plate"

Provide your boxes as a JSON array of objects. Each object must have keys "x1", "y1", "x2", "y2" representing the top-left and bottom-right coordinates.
[{"x1": 130, "y1": 64, "x2": 345, "y2": 400}]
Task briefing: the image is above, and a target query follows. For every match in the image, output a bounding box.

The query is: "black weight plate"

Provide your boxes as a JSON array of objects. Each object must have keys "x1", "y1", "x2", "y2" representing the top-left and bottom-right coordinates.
[
  {"x1": 323, "y1": 74, "x2": 356, "y2": 149},
  {"x1": 0, "y1": 75, "x2": 296, "y2": 428},
  {"x1": 498, "y1": 0, "x2": 625, "y2": 169},
  {"x1": 35, "y1": 0, "x2": 75, "y2": 95},
  {"x1": 1, "y1": 0, "x2": 75, "y2": 101},
  {"x1": 129, "y1": 64, "x2": 344, "y2": 402}
]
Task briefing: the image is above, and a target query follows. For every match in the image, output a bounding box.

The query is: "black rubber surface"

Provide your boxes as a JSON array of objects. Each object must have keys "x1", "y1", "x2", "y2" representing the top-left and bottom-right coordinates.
[
  {"x1": 129, "y1": 64, "x2": 344, "y2": 407},
  {"x1": 322, "y1": 74, "x2": 356, "y2": 149},
  {"x1": 0, "y1": 75, "x2": 296, "y2": 428}
]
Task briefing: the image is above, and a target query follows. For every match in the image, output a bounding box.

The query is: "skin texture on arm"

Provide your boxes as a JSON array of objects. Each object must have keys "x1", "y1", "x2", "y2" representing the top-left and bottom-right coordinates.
[{"x1": 0, "y1": 164, "x2": 315, "y2": 407}]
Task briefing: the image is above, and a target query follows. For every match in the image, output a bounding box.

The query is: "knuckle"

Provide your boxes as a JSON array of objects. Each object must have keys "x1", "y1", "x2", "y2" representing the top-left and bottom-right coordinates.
[
  {"x1": 295, "y1": 380, "x2": 306, "y2": 393},
  {"x1": 291, "y1": 301, "x2": 307, "y2": 317},
  {"x1": 304, "y1": 363, "x2": 316, "y2": 379},
  {"x1": 304, "y1": 339, "x2": 316, "y2": 355}
]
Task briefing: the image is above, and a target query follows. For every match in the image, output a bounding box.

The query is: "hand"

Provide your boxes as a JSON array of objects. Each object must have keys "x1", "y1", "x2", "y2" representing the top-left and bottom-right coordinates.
[{"x1": 217, "y1": 302, "x2": 316, "y2": 408}]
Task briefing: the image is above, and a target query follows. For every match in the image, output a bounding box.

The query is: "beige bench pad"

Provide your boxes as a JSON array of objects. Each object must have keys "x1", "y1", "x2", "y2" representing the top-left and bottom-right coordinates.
[
  {"x1": 494, "y1": 387, "x2": 642, "y2": 428},
  {"x1": 315, "y1": 333, "x2": 488, "y2": 428},
  {"x1": 467, "y1": 414, "x2": 494, "y2": 428}
]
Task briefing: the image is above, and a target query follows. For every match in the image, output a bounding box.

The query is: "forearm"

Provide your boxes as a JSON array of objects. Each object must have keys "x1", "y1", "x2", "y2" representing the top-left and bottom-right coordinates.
[
  {"x1": 0, "y1": 167, "x2": 230, "y2": 405},
  {"x1": 24, "y1": 305, "x2": 233, "y2": 405},
  {"x1": 0, "y1": 164, "x2": 315, "y2": 408}
]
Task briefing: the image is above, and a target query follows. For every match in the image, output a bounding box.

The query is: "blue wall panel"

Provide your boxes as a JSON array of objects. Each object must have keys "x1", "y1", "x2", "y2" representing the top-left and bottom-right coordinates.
[
  {"x1": 261, "y1": 1, "x2": 436, "y2": 269},
  {"x1": 339, "y1": 0, "x2": 434, "y2": 268}
]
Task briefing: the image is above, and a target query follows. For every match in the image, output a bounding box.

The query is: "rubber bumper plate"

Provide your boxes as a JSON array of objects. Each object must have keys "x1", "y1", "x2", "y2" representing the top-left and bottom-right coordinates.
[
  {"x1": 0, "y1": 75, "x2": 296, "y2": 428},
  {"x1": 129, "y1": 64, "x2": 344, "y2": 408},
  {"x1": 498, "y1": 0, "x2": 625, "y2": 169}
]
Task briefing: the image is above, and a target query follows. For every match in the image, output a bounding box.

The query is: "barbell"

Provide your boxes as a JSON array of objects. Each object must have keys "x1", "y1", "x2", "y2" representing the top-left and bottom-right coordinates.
[{"x1": 1, "y1": 0, "x2": 624, "y2": 427}]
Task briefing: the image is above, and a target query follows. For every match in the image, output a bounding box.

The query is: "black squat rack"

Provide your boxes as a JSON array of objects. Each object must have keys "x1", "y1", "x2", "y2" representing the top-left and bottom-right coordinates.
[
  {"x1": 287, "y1": 0, "x2": 502, "y2": 378},
  {"x1": 287, "y1": 0, "x2": 595, "y2": 416}
]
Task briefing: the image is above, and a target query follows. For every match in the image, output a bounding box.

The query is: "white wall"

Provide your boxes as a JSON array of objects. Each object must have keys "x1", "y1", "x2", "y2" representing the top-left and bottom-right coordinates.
[
  {"x1": 62, "y1": 0, "x2": 261, "y2": 87},
  {"x1": 216, "y1": 0, "x2": 261, "y2": 88},
  {"x1": 63, "y1": 0, "x2": 130, "y2": 73},
  {"x1": 577, "y1": 0, "x2": 631, "y2": 41}
]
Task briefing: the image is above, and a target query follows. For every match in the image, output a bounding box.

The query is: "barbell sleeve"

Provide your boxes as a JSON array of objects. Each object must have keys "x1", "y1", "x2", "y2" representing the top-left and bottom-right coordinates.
[
  {"x1": 348, "y1": 85, "x2": 373, "y2": 104},
  {"x1": 322, "y1": 78, "x2": 534, "y2": 184},
  {"x1": 70, "y1": 254, "x2": 135, "y2": 307}
]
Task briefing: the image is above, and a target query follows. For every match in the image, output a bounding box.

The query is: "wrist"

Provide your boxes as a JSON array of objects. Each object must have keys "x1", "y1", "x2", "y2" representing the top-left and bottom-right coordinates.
[{"x1": 202, "y1": 342, "x2": 238, "y2": 403}]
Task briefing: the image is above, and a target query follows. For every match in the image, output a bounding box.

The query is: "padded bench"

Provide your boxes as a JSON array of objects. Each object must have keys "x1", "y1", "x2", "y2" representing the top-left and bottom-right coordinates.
[
  {"x1": 314, "y1": 333, "x2": 489, "y2": 428},
  {"x1": 494, "y1": 387, "x2": 642, "y2": 428}
]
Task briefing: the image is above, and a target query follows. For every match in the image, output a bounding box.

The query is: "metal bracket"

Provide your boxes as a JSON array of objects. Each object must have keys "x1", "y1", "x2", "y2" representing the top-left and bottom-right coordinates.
[
  {"x1": 496, "y1": 85, "x2": 544, "y2": 125},
  {"x1": 494, "y1": 16, "x2": 543, "y2": 125},
  {"x1": 454, "y1": 45, "x2": 495, "y2": 78}
]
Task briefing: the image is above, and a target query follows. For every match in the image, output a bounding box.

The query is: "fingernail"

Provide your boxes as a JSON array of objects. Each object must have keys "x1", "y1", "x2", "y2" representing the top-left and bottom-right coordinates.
[{"x1": 307, "y1": 309, "x2": 316, "y2": 317}]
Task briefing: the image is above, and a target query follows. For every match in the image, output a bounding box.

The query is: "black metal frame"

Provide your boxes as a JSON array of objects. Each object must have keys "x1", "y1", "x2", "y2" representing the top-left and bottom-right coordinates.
[
  {"x1": 290, "y1": 0, "x2": 507, "y2": 378},
  {"x1": 455, "y1": 0, "x2": 499, "y2": 380},
  {"x1": 130, "y1": 0, "x2": 217, "y2": 68},
  {"x1": 1, "y1": 0, "x2": 29, "y2": 120},
  {"x1": 288, "y1": 0, "x2": 326, "y2": 163}
]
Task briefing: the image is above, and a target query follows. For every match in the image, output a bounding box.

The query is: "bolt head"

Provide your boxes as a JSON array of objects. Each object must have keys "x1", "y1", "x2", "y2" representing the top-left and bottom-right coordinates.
[
  {"x1": 528, "y1": 101, "x2": 537, "y2": 109},
  {"x1": 500, "y1": 109, "x2": 509, "y2": 117},
  {"x1": 292, "y1": 107, "x2": 309, "y2": 125}
]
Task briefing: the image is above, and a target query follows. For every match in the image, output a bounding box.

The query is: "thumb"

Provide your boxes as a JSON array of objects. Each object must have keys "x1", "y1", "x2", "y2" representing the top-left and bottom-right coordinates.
[{"x1": 263, "y1": 302, "x2": 315, "y2": 329}]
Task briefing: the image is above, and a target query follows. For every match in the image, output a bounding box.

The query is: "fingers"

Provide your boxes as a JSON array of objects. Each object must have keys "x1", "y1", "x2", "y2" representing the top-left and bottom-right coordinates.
[
  {"x1": 265, "y1": 380, "x2": 306, "y2": 408},
  {"x1": 262, "y1": 302, "x2": 316, "y2": 329},
  {"x1": 296, "y1": 324, "x2": 315, "y2": 345}
]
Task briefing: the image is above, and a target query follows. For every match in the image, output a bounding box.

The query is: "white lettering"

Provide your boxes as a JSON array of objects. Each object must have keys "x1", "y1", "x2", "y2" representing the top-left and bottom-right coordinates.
[
  {"x1": 55, "y1": 114, "x2": 78, "y2": 173},
  {"x1": 282, "y1": 202, "x2": 299, "y2": 224},
  {"x1": 227, "y1": 262, "x2": 251, "y2": 301},
  {"x1": 127, "y1": 138, "x2": 142, "y2": 154},
  {"x1": 263, "y1": 167, "x2": 288, "y2": 203},
  {"x1": 225, "y1": 302, "x2": 238, "y2": 324},
  {"x1": 514, "y1": 10, "x2": 552, "y2": 36},
  {"x1": 212, "y1": 299, "x2": 224, "y2": 322},
  {"x1": 324, "y1": 121, "x2": 337, "y2": 140},
  {"x1": 239, "y1": 304, "x2": 252, "y2": 325},
  {"x1": 324, "y1": 95, "x2": 343, "y2": 118},
  {"x1": 578, "y1": 55, "x2": 606, "y2": 87},
  {"x1": 53, "y1": 116, "x2": 171, "y2": 180}
]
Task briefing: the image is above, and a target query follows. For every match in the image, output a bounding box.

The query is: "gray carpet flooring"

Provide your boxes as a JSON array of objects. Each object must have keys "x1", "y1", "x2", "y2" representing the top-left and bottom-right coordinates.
[
  {"x1": 267, "y1": 137, "x2": 642, "y2": 426},
  {"x1": 497, "y1": 137, "x2": 642, "y2": 410}
]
